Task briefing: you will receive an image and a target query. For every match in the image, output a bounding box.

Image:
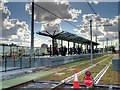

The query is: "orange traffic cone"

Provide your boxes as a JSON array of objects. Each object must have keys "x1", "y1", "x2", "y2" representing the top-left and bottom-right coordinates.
[{"x1": 73, "y1": 69, "x2": 80, "y2": 88}]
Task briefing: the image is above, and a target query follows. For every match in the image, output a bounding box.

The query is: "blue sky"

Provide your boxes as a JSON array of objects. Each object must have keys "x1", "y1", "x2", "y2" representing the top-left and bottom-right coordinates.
[
  {"x1": 5, "y1": 2, "x2": 119, "y2": 47},
  {"x1": 6, "y1": 2, "x2": 118, "y2": 31}
]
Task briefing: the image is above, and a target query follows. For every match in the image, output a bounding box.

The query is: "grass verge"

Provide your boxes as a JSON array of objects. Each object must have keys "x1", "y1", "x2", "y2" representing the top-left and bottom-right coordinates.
[
  {"x1": 98, "y1": 65, "x2": 120, "y2": 85},
  {"x1": 37, "y1": 55, "x2": 108, "y2": 81}
]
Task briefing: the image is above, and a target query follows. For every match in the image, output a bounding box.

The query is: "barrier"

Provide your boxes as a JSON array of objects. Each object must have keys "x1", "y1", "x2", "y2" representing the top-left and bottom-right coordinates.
[{"x1": 35, "y1": 54, "x2": 103, "y2": 67}]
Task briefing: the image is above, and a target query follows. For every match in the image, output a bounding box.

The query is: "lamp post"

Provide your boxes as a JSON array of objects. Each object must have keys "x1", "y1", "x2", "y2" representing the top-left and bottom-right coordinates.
[
  {"x1": 106, "y1": 38, "x2": 108, "y2": 55},
  {"x1": 118, "y1": 28, "x2": 120, "y2": 59},
  {"x1": 31, "y1": 0, "x2": 34, "y2": 54},
  {"x1": 90, "y1": 20, "x2": 93, "y2": 64},
  {"x1": 118, "y1": 1, "x2": 120, "y2": 59},
  {"x1": 103, "y1": 41, "x2": 104, "y2": 54}
]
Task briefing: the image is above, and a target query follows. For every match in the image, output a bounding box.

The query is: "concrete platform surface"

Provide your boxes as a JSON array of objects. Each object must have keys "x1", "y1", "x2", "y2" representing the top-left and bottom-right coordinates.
[{"x1": 0, "y1": 70, "x2": 54, "y2": 89}]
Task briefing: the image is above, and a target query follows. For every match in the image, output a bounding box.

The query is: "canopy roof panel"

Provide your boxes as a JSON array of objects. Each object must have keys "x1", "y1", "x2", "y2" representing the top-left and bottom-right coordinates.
[{"x1": 37, "y1": 31, "x2": 99, "y2": 45}]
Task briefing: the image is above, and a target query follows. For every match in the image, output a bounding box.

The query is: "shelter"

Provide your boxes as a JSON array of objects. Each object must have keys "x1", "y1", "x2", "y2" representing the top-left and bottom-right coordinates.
[{"x1": 37, "y1": 31, "x2": 99, "y2": 55}]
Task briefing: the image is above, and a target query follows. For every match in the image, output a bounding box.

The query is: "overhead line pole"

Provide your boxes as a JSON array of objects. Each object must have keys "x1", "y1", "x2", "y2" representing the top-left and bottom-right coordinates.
[
  {"x1": 90, "y1": 20, "x2": 93, "y2": 64},
  {"x1": 31, "y1": 1, "x2": 34, "y2": 54},
  {"x1": 118, "y1": 1, "x2": 120, "y2": 59}
]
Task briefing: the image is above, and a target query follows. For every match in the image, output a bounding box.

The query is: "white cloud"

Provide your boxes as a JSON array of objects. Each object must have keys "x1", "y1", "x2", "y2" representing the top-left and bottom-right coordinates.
[
  {"x1": 76, "y1": 14, "x2": 105, "y2": 38},
  {"x1": 77, "y1": 14, "x2": 119, "y2": 39},
  {"x1": 26, "y1": 0, "x2": 81, "y2": 46},
  {"x1": 75, "y1": 14, "x2": 119, "y2": 41},
  {"x1": 105, "y1": 15, "x2": 120, "y2": 32},
  {"x1": 92, "y1": 29, "x2": 104, "y2": 36},
  {"x1": 1, "y1": 18, "x2": 30, "y2": 39},
  {"x1": 0, "y1": 1, "x2": 41, "y2": 46},
  {"x1": 26, "y1": 0, "x2": 81, "y2": 23},
  {"x1": 0, "y1": 1, "x2": 10, "y2": 21},
  {"x1": 82, "y1": 14, "x2": 99, "y2": 23},
  {"x1": 98, "y1": 32, "x2": 118, "y2": 41},
  {"x1": 41, "y1": 22, "x2": 62, "y2": 35},
  {"x1": 88, "y1": 0, "x2": 99, "y2": 4},
  {"x1": 100, "y1": 18, "x2": 110, "y2": 25},
  {"x1": 68, "y1": 8, "x2": 82, "y2": 20},
  {"x1": 74, "y1": 14, "x2": 119, "y2": 44}
]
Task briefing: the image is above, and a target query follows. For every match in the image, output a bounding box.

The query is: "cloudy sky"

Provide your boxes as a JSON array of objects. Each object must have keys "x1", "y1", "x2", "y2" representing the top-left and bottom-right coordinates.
[{"x1": 0, "y1": 0, "x2": 119, "y2": 49}]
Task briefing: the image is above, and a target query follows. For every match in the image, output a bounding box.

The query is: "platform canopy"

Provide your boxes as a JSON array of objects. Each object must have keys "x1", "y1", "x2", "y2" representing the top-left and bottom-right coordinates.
[{"x1": 37, "y1": 31, "x2": 99, "y2": 45}]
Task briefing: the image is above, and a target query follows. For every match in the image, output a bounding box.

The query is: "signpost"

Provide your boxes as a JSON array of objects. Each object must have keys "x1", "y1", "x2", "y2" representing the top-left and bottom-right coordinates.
[
  {"x1": 84, "y1": 71, "x2": 93, "y2": 87},
  {"x1": 84, "y1": 77, "x2": 93, "y2": 87}
]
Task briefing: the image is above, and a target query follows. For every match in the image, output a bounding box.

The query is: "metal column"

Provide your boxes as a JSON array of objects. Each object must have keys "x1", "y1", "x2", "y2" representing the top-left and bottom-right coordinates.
[
  {"x1": 52, "y1": 38, "x2": 55, "y2": 56},
  {"x1": 68, "y1": 41, "x2": 69, "y2": 55},
  {"x1": 50, "y1": 45, "x2": 52, "y2": 57},
  {"x1": 96, "y1": 35, "x2": 97, "y2": 49},
  {"x1": 90, "y1": 20, "x2": 93, "y2": 64},
  {"x1": 118, "y1": 28, "x2": 120, "y2": 59},
  {"x1": 103, "y1": 41, "x2": 104, "y2": 54},
  {"x1": 73, "y1": 42, "x2": 75, "y2": 54},
  {"x1": 118, "y1": 1, "x2": 120, "y2": 59},
  {"x1": 78, "y1": 43, "x2": 79, "y2": 54},
  {"x1": 61, "y1": 40, "x2": 63, "y2": 53},
  {"x1": 2, "y1": 44, "x2": 4, "y2": 61},
  {"x1": 86, "y1": 45, "x2": 88, "y2": 54},
  {"x1": 31, "y1": 1, "x2": 34, "y2": 54},
  {"x1": 61, "y1": 40, "x2": 63, "y2": 47},
  {"x1": 106, "y1": 38, "x2": 108, "y2": 55}
]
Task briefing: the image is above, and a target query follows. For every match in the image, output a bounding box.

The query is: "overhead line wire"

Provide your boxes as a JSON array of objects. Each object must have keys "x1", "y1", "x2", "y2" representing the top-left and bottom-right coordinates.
[
  {"x1": 34, "y1": 3, "x2": 80, "y2": 29},
  {"x1": 85, "y1": 0, "x2": 97, "y2": 15}
]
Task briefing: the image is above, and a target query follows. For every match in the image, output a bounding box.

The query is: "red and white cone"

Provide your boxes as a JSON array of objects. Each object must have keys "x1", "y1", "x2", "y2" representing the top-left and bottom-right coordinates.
[{"x1": 73, "y1": 69, "x2": 80, "y2": 88}]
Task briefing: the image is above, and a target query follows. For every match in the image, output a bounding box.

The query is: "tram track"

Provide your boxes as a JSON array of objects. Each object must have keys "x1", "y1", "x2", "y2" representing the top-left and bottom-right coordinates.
[
  {"x1": 61, "y1": 56, "x2": 110, "y2": 83},
  {"x1": 93, "y1": 61, "x2": 112, "y2": 84},
  {"x1": 52, "y1": 55, "x2": 114, "y2": 89},
  {"x1": 2, "y1": 55, "x2": 112, "y2": 90}
]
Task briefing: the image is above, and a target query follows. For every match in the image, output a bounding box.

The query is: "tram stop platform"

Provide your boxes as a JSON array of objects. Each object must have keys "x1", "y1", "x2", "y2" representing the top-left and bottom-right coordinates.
[{"x1": 0, "y1": 68, "x2": 55, "y2": 90}]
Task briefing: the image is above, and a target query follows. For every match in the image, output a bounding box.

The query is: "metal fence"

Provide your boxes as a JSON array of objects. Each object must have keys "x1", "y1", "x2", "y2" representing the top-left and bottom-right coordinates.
[
  {"x1": 0, "y1": 43, "x2": 49, "y2": 72},
  {"x1": 0, "y1": 43, "x2": 102, "y2": 72}
]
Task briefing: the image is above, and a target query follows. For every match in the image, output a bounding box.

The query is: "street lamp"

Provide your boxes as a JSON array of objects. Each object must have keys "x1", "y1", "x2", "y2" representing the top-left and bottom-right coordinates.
[
  {"x1": 90, "y1": 20, "x2": 93, "y2": 64},
  {"x1": 31, "y1": 0, "x2": 34, "y2": 54}
]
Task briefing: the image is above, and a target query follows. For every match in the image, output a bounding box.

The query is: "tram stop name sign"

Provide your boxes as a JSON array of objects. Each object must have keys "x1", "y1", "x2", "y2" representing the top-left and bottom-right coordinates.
[{"x1": 84, "y1": 77, "x2": 93, "y2": 87}]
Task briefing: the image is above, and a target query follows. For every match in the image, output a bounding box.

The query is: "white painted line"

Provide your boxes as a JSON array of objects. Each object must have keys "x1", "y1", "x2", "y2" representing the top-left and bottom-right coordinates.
[
  {"x1": 61, "y1": 57, "x2": 109, "y2": 83},
  {"x1": 94, "y1": 61, "x2": 112, "y2": 84}
]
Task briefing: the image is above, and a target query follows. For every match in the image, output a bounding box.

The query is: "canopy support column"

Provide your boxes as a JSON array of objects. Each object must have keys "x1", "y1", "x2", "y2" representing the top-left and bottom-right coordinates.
[
  {"x1": 68, "y1": 41, "x2": 69, "y2": 55},
  {"x1": 52, "y1": 37, "x2": 55, "y2": 56},
  {"x1": 96, "y1": 35, "x2": 97, "y2": 49},
  {"x1": 78, "y1": 43, "x2": 79, "y2": 54},
  {"x1": 73, "y1": 42, "x2": 75, "y2": 54}
]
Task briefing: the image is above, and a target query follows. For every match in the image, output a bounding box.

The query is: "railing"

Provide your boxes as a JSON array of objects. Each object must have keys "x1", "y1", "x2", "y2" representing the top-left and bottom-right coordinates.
[
  {"x1": 0, "y1": 43, "x2": 49, "y2": 72},
  {"x1": 2, "y1": 48, "x2": 26, "y2": 72},
  {"x1": 0, "y1": 43, "x2": 103, "y2": 72}
]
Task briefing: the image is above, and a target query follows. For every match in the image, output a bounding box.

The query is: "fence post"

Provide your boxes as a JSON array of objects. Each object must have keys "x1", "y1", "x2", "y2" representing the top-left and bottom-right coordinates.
[
  {"x1": 20, "y1": 57, "x2": 22, "y2": 69},
  {"x1": 10, "y1": 45, "x2": 12, "y2": 56},
  {"x1": 50, "y1": 45, "x2": 51, "y2": 57},
  {"x1": 13, "y1": 48, "x2": 16, "y2": 67},
  {"x1": 29, "y1": 55, "x2": 31, "y2": 68},
  {"x1": 2, "y1": 44, "x2": 5, "y2": 61},
  {"x1": 4, "y1": 57, "x2": 7, "y2": 72},
  {"x1": 34, "y1": 52, "x2": 35, "y2": 67}
]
